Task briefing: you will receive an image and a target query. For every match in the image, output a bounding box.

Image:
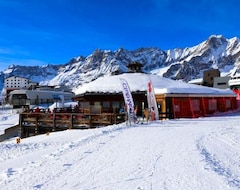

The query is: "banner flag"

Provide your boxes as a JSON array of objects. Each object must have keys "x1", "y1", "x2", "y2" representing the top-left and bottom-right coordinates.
[
  {"x1": 120, "y1": 78, "x2": 135, "y2": 123},
  {"x1": 147, "y1": 80, "x2": 159, "y2": 120}
]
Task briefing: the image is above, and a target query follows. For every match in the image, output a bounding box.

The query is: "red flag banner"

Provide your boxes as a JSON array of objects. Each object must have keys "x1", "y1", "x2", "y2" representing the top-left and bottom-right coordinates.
[{"x1": 147, "y1": 80, "x2": 159, "y2": 120}]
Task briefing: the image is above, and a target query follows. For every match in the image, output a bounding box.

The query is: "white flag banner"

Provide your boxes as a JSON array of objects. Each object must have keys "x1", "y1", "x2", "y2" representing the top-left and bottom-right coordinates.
[
  {"x1": 120, "y1": 78, "x2": 135, "y2": 123},
  {"x1": 147, "y1": 80, "x2": 159, "y2": 120}
]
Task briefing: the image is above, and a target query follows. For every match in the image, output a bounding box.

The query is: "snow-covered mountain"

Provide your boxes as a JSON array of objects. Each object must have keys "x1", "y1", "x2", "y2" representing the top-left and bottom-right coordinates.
[{"x1": 1, "y1": 35, "x2": 240, "y2": 93}]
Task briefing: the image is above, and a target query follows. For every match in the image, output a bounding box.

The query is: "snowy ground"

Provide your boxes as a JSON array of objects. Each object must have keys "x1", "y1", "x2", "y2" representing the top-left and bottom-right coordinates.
[
  {"x1": 0, "y1": 106, "x2": 19, "y2": 135},
  {"x1": 0, "y1": 110, "x2": 240, "y2": 190}
]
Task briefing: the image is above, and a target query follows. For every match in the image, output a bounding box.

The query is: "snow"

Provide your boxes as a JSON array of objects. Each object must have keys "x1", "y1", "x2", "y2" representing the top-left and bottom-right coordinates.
[
  {"x1": 74, "y1": 73, "x2": 235, "y2": 96},
  {"x1": 0, "y1": 73, "x2": 240, "y2": 189},
  {"x1": 0, "y1": 107, "x2": 18, "y2": 135},
  {"x1": 1, "y1": 109, "x2": 240, "y2": 189},
  {"x1": 151, "y1": 64, "x2": 172, "y2": 76},
  {"x1": 47, "y1": 101, "x2": 78, "y2": 112},
  {"x1": 188, "y1": 78, "x2": 203, "y2": 84}
]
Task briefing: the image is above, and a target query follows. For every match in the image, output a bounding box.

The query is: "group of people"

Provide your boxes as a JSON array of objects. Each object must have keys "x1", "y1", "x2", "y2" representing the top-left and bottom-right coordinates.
[
  {"x1": 22, "y1": 104, "x2": 82, "y2": 114},
  {"x1": 143, "y1": 107, "x2": 156, "y2": 121},
  {"x1": 127, "y1": 106, "x2": 157, "y2": 125}
]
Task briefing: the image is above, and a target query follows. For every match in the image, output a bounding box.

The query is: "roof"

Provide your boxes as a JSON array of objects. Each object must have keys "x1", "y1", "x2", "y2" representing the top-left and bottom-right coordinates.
[
  {"x1": 188, "y1": 78, "x2": 203, "y2": 84},
  {"x1": 73, "y1": 73, "x2": 235, "y2": 96},
  {"x1": 5, "y1": 76, "x2": 30, "y2": 80}
]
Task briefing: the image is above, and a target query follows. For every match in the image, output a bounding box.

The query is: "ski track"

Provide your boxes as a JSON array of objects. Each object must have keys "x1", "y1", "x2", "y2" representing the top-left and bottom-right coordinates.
[
  {"x1": 0, "y1": 118, "x2": 240, "y2": 189},
  {"x1": 197, "y1": 123, "x2": 240, "y2": 189},
  {"x1": 0, "y1": 123, "x2": 130, "y2": 190}
]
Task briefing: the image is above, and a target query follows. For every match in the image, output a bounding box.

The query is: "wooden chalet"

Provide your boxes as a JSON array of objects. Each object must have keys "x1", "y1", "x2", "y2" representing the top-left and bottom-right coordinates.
[
  {"x1": 73, "y1": 73, "x2": 238, "y2": 119},
  {"x1": 19, "y1": 72, "x2": 238, "y2": 138}
]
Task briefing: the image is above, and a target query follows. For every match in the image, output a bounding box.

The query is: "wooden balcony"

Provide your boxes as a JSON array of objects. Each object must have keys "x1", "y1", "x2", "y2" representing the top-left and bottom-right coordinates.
[{"x1": 19, "y1": 112, "x2": 126, "y2": 138}]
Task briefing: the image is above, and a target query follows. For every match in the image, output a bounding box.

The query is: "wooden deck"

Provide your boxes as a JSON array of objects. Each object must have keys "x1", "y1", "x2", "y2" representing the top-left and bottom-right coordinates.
[{"x1": 19, "y1": 112, "x2": 126, "y2": 138}]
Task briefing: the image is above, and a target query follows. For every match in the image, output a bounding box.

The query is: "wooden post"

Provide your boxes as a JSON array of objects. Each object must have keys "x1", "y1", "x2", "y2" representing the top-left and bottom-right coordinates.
[
  {"x1": 189, "y1": 97, "x2": 195, "y2": 118},
  {"x1": 69, "y1": 114, "x2": 73, "y2": 129},
  {"x1": 201, "y1": 97, "x2": 206, "y2": 117},
  {"x1": 19, "y1": 114, "x2": 23, "y2": 138},
  {"x1": 172, "y1": 97, "x2": 176, "y2": 119},
  {"x1": 16, "y1": 137, "x2": 21, "y2": 144},
  {"x1": 35, "y1": 114, "x2": 39, "y2": 135},
  {"x1": 89, "y1": 115, "x2": 92, "y2": 128},
  {"x1": 113, "y1": 113, "x2": 116, "y2": 124},
  {"x1": 222, "y1": 97, "x2": 226, "y2": 112},
  {"x1": 52, "y1": 113, "x2": 56, "y2": 131}
]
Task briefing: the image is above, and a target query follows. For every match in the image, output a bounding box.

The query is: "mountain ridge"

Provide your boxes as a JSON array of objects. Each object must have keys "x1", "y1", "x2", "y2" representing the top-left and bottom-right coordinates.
[{"x1": 1, "y1": 35, "x2": 240, "y2": 93}]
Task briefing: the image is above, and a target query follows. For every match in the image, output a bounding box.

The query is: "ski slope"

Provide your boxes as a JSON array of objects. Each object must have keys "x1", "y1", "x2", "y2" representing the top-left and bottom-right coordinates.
[{"x1": 0, "y1": 113, "x2": 240, "y2": 189}]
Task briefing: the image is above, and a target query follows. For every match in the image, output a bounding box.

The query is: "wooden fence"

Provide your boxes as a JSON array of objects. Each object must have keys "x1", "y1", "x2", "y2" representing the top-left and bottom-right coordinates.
[
  {"x1": 0, "y1": 125, "x2": 19, "y2": 142},
  {"x1": 19, "y1": 112, "x2": 126, "y2": 138}
]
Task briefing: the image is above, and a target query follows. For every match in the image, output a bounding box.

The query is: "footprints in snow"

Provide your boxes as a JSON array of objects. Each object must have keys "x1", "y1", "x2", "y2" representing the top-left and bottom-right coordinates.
[{"x1": 1, "y1": 127, "x2": 121, "y2": 187}]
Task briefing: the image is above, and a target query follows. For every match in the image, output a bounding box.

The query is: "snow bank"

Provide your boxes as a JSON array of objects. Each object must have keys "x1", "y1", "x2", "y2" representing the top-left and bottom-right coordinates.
[{"x1": 0, "y1": 112, "x2": 240, "y2": 189}]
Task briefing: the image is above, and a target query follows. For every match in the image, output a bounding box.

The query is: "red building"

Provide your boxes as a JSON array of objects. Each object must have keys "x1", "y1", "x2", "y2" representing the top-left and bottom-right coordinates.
[{"x1": 73, "y1": 73, "x2": 238, "y2": 119}]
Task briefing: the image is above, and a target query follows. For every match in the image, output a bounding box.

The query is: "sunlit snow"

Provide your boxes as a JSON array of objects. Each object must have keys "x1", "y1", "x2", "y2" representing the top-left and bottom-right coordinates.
[
  {"x1": 0, "y1": 72, "x2": 240, "y2": 190},
  {"x1": 0, "y1": 107, "x2": 240, "y2": 189}
]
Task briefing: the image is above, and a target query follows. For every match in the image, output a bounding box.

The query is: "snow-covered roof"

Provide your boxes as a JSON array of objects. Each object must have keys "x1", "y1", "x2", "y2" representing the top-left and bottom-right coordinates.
[
  {"x1": 5, "y1": 76, "x2": 30, "y2": 80},
  {"x1": 188, "y1": 78, "x2": 203, "y2": 84},
  {"x1": 74, "y1": 73, "x2": 235, "y2": 96}
]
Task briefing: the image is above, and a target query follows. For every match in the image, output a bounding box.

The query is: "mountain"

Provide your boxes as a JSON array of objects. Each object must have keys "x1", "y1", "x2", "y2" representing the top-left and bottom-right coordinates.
[{"x1": 1, "y1": 35, "x2": 240, "y2": 94}]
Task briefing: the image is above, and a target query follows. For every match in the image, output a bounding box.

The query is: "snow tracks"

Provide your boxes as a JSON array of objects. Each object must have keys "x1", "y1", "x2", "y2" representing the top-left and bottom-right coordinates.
[{"x1": 0, "y1": 117, "x2": 240, "y2": 190}]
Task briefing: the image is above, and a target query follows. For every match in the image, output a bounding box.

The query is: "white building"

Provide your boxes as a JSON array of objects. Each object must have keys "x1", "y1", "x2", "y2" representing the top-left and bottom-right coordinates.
[
  {"x1": 213, "y1": 76, "x2": 230, "y2": 89},
  {"x1": 4, "y1": 76, "x2": 38, "y2": 102},
  {"x1": 5, "y1": 76, "x2": 30, "y2": 89}
]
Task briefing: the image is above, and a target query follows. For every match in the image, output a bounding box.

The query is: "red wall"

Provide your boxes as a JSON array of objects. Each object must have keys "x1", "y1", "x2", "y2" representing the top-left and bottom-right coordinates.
[{"x1": 171, "y1": 96, "x2": 237, "y2": 118}]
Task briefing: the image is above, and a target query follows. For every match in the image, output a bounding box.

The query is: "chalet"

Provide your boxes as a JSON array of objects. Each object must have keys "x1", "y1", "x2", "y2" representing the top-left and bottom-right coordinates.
[
  {"x1": 18, "y1": 73, "x2": 238, "y2": 138},
  {"x1": 73, "y1": 73, "x2": 238, "y2": 119}
]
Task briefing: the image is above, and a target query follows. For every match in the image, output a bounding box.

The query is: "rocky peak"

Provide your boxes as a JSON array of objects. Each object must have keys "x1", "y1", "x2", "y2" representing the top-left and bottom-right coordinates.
[
  {"x1": 206, "y1": 35, "x2": 227, "y2": 48},
  {"x1": 2, "y1": 35, "x2": 240, "y2": 91}
]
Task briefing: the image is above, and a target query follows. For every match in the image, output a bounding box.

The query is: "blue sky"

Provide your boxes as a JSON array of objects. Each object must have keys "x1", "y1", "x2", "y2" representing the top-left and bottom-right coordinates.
[{"x1": 0, "y1": 0, "x2": 239, "y2": 71}]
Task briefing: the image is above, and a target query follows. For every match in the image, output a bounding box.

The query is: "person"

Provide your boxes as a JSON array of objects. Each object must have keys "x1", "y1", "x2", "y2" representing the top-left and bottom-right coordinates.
[
  {"x1": 144, "y1": 108, "x2": 149, "y2": 122},
  {"x1": 46, "y1": 108, "x2": 51, "y2": 113},
  {"x1": 134, "y1": 106, "x2": 138, "y2": 115},
  {"x1": 134, "y1": 106, "x2": 138, "y2": 123},
  {"x1": 22, "y1": 106, "x2": 29, "y2": 113},
  {"x1": 119, "y1": 107, "x2": 124, "y2": 113},
  {"x1": 34, "y1": 107, "x2": 40, "y2": 113}
]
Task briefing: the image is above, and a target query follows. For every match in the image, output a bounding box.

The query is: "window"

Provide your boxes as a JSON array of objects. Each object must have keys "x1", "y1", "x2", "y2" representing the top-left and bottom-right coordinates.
[
  {"x1": 120, "y1": 101, "x2": 125, "y2": 107},
  {"x1": 79, "y1": 102, "x2": 89, "y2": 108},
  {"x1": 191, "y1": 99, "x2": 200, "y2": 111},
  {"x1": 174, "y1": 104, "x2": 180, "y2": 112},
  {"x1": 112, "y1": 101, "x2": 119, "y2": 108},
  {"x1": 92, "y1": 102, "x2": 101, "y2": 114},
  {"x1": 102, "y1": 101, "x2": 110, "y2": 108},
  {"x1": 217, "y1": 82, "x2": 227, "y2": 85},
  {"x1": 226, "y1": 99, "x2": 231, "y2": 109},
  {"x1": 208, "y1": 99, "x2": 217, "y2": 111}
]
